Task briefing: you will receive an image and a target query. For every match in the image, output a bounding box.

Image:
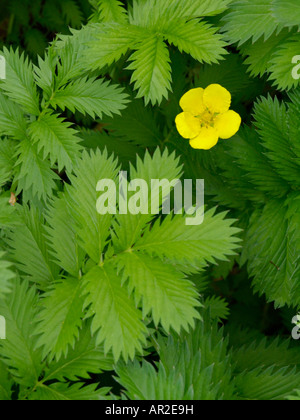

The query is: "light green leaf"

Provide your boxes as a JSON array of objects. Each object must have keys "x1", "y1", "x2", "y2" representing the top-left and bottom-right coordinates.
[
  {"x1": 0, "y1": 280, "x2": 43, "y2": 387},
  {"x1": 116, "y1": 252, "x2": 201, "y2": 333},
  {"x1": 35, "y1": 277, "x2": 85, "y2": 361},
  {"x1": 44, "y1": 323, "x2": 114, "y2": 381},
  {"x1": 6, "y1": 206, "x2": 58, "y2": 286},
  {"x1": 82, "y1": 263, "x2": 147, "y2": 361},
  {"x1": 28, "y1": 383, "x2": 110, "y2": 401},
  {"x1": 135, "y1": 208, "x2": 241, "y2": 266},
  {"x1": 15, "y1": 139, "x2": 59, "y2": 200},
  {"x1": 127, "y1": 35, "x2": 172, "y2": 105},
  {"x1": 67, "y1": 149, "x2": 119, "y2": 263},
  {"x1": 51, "y1": 77, "x2": 129, "y2": 119},
  {"x1": 0, "y1": 48, "x2": 40, "y2": 115},
  {"x1": 29, "y1": 112, "x2": 82, "y2": 173}
]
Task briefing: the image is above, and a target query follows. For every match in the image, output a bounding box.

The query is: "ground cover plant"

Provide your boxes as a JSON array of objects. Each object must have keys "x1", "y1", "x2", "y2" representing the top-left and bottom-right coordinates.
[{"x1": 0, "y1": 0, "x2": 300, "y2": 401}]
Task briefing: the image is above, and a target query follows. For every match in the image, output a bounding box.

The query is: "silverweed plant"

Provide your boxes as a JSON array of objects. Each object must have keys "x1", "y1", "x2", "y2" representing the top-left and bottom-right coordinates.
[{"x1": 0, "y1": 0, "x2": 300, "y2": 401}]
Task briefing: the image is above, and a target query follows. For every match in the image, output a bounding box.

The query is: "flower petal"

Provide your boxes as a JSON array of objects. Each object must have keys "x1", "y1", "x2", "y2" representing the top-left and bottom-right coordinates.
[
  {"x1": 175, "y1": 112, "x2": 201, "y2": 139},
  {"x1": 214, "y1": 110, "x2": 242, "y2": 139},
  {"x1": 203, "y1": 84, "x2": 231, "y2": 114},
  {"x1": 189, "y1": 127, "x2": 219, "y2": 150},
  {"x1": 179, "y1": 88, "x2": 205, "y2": 116}
]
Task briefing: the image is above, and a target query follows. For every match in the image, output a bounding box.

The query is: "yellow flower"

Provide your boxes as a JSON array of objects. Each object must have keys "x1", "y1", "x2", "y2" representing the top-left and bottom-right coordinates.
[{"x1": 175, "y1": 84, "x2": 242, "y2": 150}]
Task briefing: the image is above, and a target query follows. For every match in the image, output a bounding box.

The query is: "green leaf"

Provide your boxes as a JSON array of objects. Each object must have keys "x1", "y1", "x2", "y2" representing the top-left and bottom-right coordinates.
[
  {"x1": 79, "y1": 129, "x2": 138, "y2": 167},
  {"x1": 235, "y1": 366, "x2": 300, "y2": 400},
  {"x1": 116, "y1": 360, "x2": 186, "y2": 400},
  {"x1": 222, "y1": 0, "x2": 277, "y2": 45},
  {"x1": 113, "y1": 148, "x2": 183, "y2": 252},
  {"x1": 101, "y1": 98, "x2": 161, "y2": 147},
  {"x1": 268, "y1": 36, "x2": 300, "y2": 90},
  {"x1": 82, "y1": 263, "x2": 147, "y2": 361},
  {"x1": 85, "y1": 23, "x2": 141, "y2": 70},
  {"x1": 0, "y1": 48, "x2": 40, "y2": 115},
  {"x1": 242, "y1": 198, "x2": 300, "y2": 307},
  {"x1": 24, "y1": 29, "x2": 48, "y2": 57},
  {"x1": 28, "y1": 383, "x2": 110, "y2": 401},
  {"x1": 67, "y1": 149, "x2": 120, "y2": 263},
  {"x1": 232, "y1": 336, "x2": 300, "y2": 373},
  {"x1": 45, "y1": 195, "x2": 81, "y2": 277},
  {"x1": 95, "y1": 0, "x2": 128, "y2": 23},
  {"x1": 116, "y1": 318, "x2": 234, "y2": 400},
  {"x1": 116, "y1": 252, "x2": 200, "y2": 333},
  {"x1": 0, "y1": 280, "x2": 43, "y2": 387},
  {"x1": 44, "y1": 324, "x2": 114, "y2": 382},
  {"x1": 0, "y1": 93, "x2": 27, "y2": 139},
  {"x1": 135, "y1": 208, "x2": 241, "y2": 267},
  {"x1": 0, "y1": 138, "x2": 16, "y2": 186},
  {"x1": 204, "y1": 296, "x2": 229, "y2": 321},
  {"x1": 165, "y1": 19, "x2": 227, "y2": 65},
  {"x1": 6, "y1": 206, "x2": 58, "y2": 286},
  {"x1": 254, "y1": 96, "x2": 300, "y2": 185},
  {"x1": 29, "y1": 112, "x2": 82, "y2": 173},
  {"x1": 271, "y1": 0, "x2": 300, "y2": 29},
  {"x1": 35, "y1": 277, "x2": 85, "y2": 361},
  {"x1": 15, "y1": 139, "x2": 59, "y2": 200},
  {"x1": 156, "y1": 318, "x2": 235, "y2": 400},
  {"x1": 34, "y1": 53, "x2": 56, "y2": 99},
  {"x1": 127, "y1": 35, "x2": 172, "y2": 105},
  {"x1": 240, "y1": 29, "x2": 296, "y2": 77},
  {"x1": 0, "y1": 361, "x2": 12, "y2": 400},
  {"x1": 0, "y1": 252, "x2": 15, "y2": 299},
  {"x1": 227, "y1": 127, "x2": 290, "y2": 198},
  {"x1": 51, "y1": 77, "x2": 129, "y2": 119},
  {"x1": 0, "y1": 196, "x2": 19, "y2": 227},
  {"x1": 130, "y1": 0, "x2": 231, "y2": 27},
  {"x1": 61, "y1": 0, "x2": 84, "y2": 28}
]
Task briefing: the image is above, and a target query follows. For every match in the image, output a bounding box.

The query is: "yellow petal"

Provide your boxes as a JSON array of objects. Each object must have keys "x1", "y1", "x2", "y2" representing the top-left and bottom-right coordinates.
[
  {"x1": 189, "y1": 127, "x2": 219, "y2": 150},
  {"x1": 179, "y1": 88, "x2": 205, "y2": 116},
  {"x1": 175, "y1": 112, "x2": 201, "y2": 139},
  {"x1": 203, "y1": 84, "x2": 231, "y2": 114},
  {"x1": 214, "y1": 110, "x2": 242, "y2": 139}
]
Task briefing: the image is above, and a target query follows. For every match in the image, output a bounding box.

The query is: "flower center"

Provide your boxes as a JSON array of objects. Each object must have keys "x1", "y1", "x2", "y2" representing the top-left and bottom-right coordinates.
[{"x1": 197, "y1": 109, "x2": 218, "y2": 128}]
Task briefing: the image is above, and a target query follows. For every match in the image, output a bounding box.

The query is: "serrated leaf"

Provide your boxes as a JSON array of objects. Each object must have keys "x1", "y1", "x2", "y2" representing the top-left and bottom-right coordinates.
[
  {"x1": 0, "y1": 93, "x2": 27, "y2": 140},
  {"x1": 51, "y1": 77, "x2": 129, "y2": 119},
  {"x1": 95, "y1": 0, "x2": 128, "y2": 23},
  {"x1": 0, "y1": 252, "x2": 15, "y2": 299},
  {"x1": 28, "y1": 383, "x2": 110, "y2": 401},
  {"x1": 6, "y1": 206, "x2": 58, "y2": 286},
  {"x1": 67, "y1": 149, "x2": 119, "y2": 263},
  {"x1": 135, "y1": 208, "x2": 241, "y2": 267},
  {"x1": 44, "y1": 324, "x2": 114, "y2": 382},
  {"x1": 271, "y1": 0, "x2": 300, "y2": 29},
  {"x1": 82, "y1": 263, "x2": 147, "y2": 361},
  {"x1": 35, "y1": 277, "x2": 85, "y2": 361},
  {"x1": 222, "y1": 0, "x2": 277, "y2": 45},
  {"x1": 0, "y1": 48, "x2": 40, "y2": 115},
  {"x1": 0, "y1": 280, "x2": 43, "y2": 387},
  {"x1": 15, "y1": 139, "x2": 59, "y2": 200},
  {"x1": 45, "y1": 194, "x2": 81, "y2": 277},
  {"x1": 127, "y1": 36, "x2": 172, "y2": 105},
  {"x1": 113, "y1": 148, "x2": 183, "y2": 252},
  {"x1": 29, "y1": 112, "x2": 82, "y2": 173},
  {"x1": 117, "y1": 252, "x2": 200, "y2": 333},
  {"x1": 165, "y1": 19, "x2": 227, "y2": 65}
]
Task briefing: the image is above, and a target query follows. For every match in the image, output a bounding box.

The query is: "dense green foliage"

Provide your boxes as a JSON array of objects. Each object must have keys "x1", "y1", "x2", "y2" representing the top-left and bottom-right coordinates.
[{"x1": 0, "y1": 0, "x2": 300, "y2": 401}]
